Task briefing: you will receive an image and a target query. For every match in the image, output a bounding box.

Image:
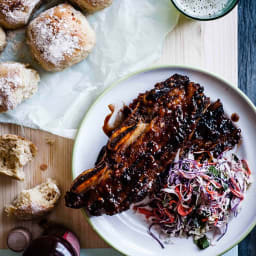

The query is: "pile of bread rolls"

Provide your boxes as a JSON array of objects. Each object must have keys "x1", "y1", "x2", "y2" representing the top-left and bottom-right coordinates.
[
  {"x1": 0, "y1": 0, "x2": 113, "y2": 220},
  {"x1": 0, "y1": 0, "x2": 112, "y2": 112}
]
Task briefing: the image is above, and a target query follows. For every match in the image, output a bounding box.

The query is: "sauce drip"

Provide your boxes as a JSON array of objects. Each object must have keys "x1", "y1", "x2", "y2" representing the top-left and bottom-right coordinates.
[{"x1": 231, "y1": 113, "x2": 239, "y2": 122}]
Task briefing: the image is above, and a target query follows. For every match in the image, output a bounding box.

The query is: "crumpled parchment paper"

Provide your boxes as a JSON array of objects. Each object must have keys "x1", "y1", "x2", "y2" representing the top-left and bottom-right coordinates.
[{"x1": 0, "y1": 0, "x2": 179, "y2": 139}]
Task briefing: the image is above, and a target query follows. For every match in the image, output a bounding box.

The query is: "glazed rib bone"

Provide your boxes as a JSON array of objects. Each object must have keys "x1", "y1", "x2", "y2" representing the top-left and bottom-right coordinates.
[{"x1": 65, "y1": 74, "x2": 241, "y2": 216}]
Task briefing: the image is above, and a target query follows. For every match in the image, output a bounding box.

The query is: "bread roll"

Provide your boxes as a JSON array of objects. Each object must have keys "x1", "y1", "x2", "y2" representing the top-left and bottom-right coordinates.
[
  {"x1": 0, "y1": 134, "x2": 37, "y2": 181},
  {"x1": 5, "y1": 178, "x2": 61, "y2": 220},
  {"x1": 0, "y1": 26, "x2": 6, "y2": 52},
  {"x1": 69, "y1": 0, "x2": 112, "y2": 12},
  {"x1": 0, "y1": 62, "x2": 40, "y2": 112},
  {"x1": 27, "y1": 3, "x2": 96, "y2": 72},
  {"x1": 0, "y1": 0, "x2": 41, "y2": 29}
]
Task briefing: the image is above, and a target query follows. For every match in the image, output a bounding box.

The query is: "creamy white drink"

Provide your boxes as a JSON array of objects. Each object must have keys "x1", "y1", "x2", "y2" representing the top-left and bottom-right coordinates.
[{"x1": 173, "y1": 0, "x2": 230, "y2": 19}]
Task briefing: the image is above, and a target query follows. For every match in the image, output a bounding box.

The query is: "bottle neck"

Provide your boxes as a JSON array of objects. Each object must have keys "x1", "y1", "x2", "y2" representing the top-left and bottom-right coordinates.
[
  {"x1": 23, "y1": 236, "x2": 77, "y2": 256},
  {"x1": 43, "y1": 223, "x2": 80, "y2": 256}
]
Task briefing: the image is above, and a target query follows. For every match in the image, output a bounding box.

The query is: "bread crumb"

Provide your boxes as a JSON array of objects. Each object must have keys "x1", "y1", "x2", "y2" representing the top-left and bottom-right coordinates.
[
  {"x1": 40, "y1": 164, "x2": 48, "y2": 171},
  {"x1": 45, "y1": 137, "x2": 55, "y2": 145}
]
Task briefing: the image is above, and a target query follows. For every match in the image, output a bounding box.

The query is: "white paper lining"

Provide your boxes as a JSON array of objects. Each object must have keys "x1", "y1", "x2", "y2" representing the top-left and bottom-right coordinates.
[{"x1": 0, "y1": 0, "x2": 179, "y2": 138}]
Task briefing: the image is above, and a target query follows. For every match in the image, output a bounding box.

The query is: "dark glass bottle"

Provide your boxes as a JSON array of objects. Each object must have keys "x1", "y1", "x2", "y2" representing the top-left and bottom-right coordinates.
[{"x1": 23, "y1": 224, "x2": 80, "y2": 256}]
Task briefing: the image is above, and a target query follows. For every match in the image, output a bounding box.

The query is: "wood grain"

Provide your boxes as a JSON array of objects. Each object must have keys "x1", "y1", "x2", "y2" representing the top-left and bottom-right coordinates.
[
  {"x1": 0, "y1": 8, "x2": 238, "y2": 249},
  {"x1": 158, "y1": 8, "x2": 237, "y2": 85},
  {"x1": 238, "y1": 0, "x2": 256, "y2": 255},
  {"x1": 0, "y1": 126, "x2": 108, "y2": 249}
]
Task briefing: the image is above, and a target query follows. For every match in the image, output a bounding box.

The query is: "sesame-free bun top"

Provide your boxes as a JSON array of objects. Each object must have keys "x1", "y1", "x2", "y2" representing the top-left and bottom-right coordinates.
[
  {"x1": 27, "y1": 3, "x2": 96, "y2": 72},
  {"x1": 69, "y1": 0, "x2": 113, "y2": 12},
  {"x1": 0, "y1": 0, "x2": 41, "y2": 29}
]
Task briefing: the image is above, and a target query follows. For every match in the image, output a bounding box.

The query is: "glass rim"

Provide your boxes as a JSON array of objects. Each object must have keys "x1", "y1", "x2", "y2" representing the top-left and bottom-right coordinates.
[{"x1": 170, "y1": 0, "x2": 239, "y2": 21}]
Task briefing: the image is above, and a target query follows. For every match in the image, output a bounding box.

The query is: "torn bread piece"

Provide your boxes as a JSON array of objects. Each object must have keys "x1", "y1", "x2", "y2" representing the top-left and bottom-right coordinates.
[
  {"x1": 0, "y1": 134, "x2": 37, "y2": 180},
  {"x1": 0, "y1": 62, "x2": 40, "y2": 112},
  {"x1": 5, "y1": 178, "x2": 61, "y2": 220}
]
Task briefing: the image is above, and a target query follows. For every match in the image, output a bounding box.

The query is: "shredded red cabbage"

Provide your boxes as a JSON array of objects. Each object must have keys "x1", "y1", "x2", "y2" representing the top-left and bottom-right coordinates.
[{"x1": 135, "y1": 154, "x2": 252, "y2": 249}]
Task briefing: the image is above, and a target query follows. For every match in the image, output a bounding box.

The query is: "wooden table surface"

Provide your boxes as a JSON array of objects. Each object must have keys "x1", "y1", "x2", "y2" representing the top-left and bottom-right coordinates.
[
  {"x1": 238, "y1": 1, "x2": 256, "y2": 255},
  {"x1": 0, "y1": 6, "x2": 239, "y2": 250}
]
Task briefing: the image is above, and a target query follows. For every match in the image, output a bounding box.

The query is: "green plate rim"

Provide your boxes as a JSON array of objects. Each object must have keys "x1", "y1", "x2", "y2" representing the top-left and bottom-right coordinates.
[{"x1": 72, "y1": 65, "x2": 256, "y2": 256}]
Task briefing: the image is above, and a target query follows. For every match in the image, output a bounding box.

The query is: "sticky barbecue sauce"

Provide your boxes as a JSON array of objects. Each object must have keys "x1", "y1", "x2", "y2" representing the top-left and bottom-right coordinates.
[{"x1": 231, "y1": 113, "x2": 239, "y2": 122}]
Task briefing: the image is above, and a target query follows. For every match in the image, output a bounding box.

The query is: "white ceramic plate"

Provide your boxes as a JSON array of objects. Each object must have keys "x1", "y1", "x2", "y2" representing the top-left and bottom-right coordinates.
[{"x1": 72, "y1": 66, "x2": 256, "y2": 256}]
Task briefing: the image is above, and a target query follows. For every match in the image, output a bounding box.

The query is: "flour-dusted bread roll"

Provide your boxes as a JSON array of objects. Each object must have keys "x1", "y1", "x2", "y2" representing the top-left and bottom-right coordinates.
[
  {"x1": 0, "y1": 62, "x2": 40, "y2": 112},
  {"x1": 69, "y1": 0, "x2": 112, "y2": 12},
  {"x1": 0, "y1": 134, "x2": 37, "y2": 181},
  {"x1": 5, "y1": 178, "x2": 61, "y2": 220},
  {"x1": 0, "y1": 26, "x2": 6, "y2": 52},
  {"x1": 27, "y1": 3, "x2": 96, "y2": 72},
  {"x1": 0, "y1": 0, "x2": 41, "y2": 29}
]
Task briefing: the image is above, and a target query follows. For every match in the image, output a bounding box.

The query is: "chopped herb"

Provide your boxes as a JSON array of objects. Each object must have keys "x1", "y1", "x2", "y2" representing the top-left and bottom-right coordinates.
[
  {"x1": 200, "y1": 209, "x2": 210, "y2": 217},
  {"x1": 232, "y1": 154, "x2": 239, "y2": 162},
  {"x1": 196, "y1": 235, "x2": 210, "y2": 250},
  {"x1": 194, "y1": 186, "x2": 199, "y2": 192},
  {"x1": 208, "y1": 166, "x2": 220, "y2": 177},
  {"x1": 162, "y1": 199, "x2": 169, "y2": 207},
  {"x1": 223, "y1": 183, "x2": 228, "y2": 191},
  {"x1": 221, "y1": 171, "x2": 228, "y2": 179},
  {"x1": 193, "y1": 218, "x2": 200, "y2": 228}
]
